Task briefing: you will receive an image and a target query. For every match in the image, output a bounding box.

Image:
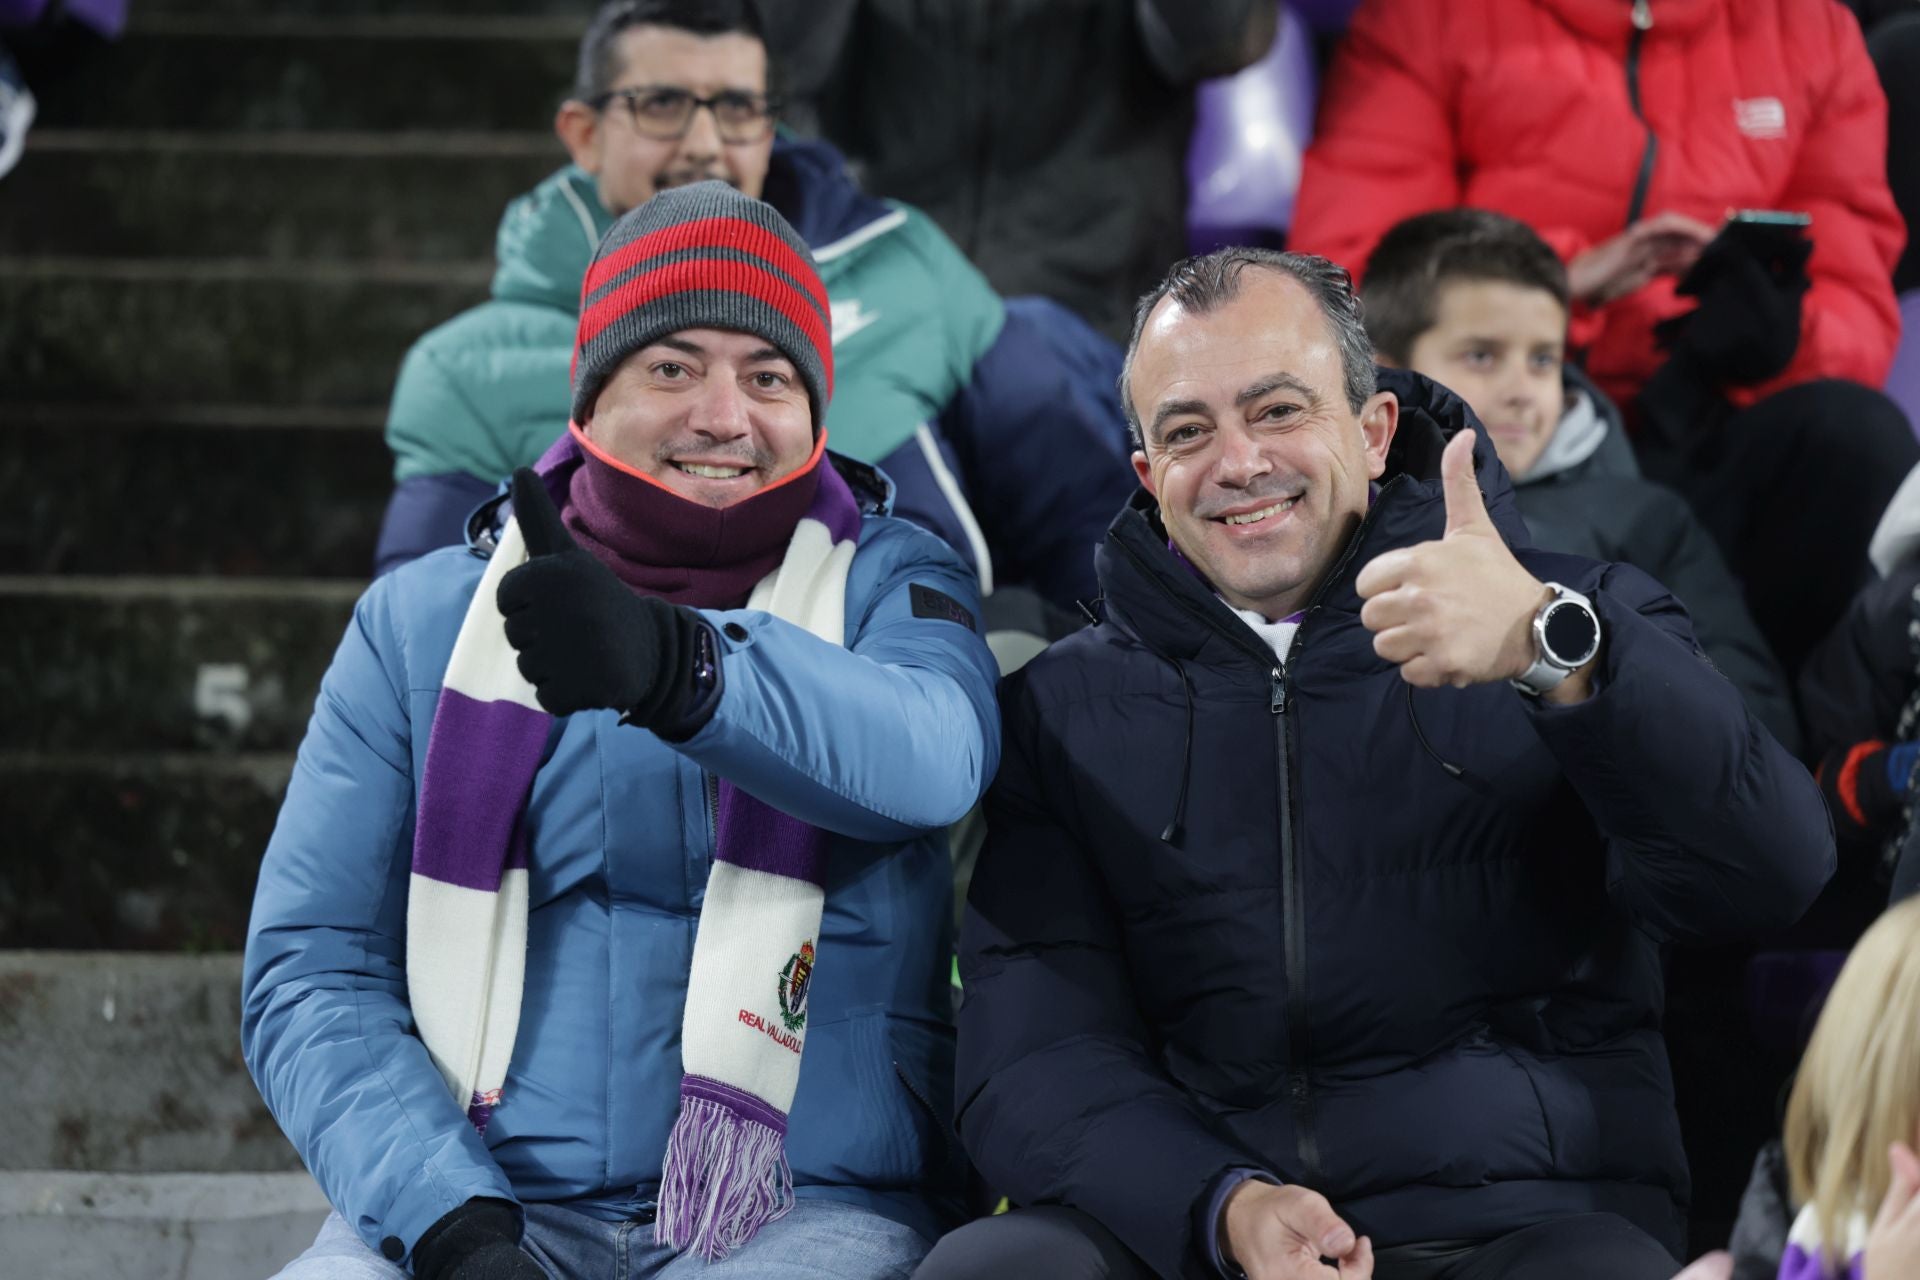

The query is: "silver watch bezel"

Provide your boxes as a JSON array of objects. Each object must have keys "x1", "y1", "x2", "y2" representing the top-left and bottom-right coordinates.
[{"x1": 1511, "y1": 583, "x2": 1601, "y2": 696}]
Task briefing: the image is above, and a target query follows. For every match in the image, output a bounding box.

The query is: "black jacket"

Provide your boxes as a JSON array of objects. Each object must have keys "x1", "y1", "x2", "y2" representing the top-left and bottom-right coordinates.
[
  {"x1": 1513, "y1": 369, "x2": 1802, "y2": 755},
  {"x1": 1797, "y1": 561, "x2": 1920, "y2": 761},
  {"x1": 955, "y1": 371, "x2": 1833, "y2": 1278}
]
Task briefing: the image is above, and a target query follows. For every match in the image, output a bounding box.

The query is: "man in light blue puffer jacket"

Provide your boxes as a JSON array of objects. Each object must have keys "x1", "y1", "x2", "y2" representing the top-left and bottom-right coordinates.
[{"x1": 243, "y1": 181, "x2": 999, "y2": 1280}]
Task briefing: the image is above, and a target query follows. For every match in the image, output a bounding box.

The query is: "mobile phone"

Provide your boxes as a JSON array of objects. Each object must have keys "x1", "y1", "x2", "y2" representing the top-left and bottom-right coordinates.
[
  {"x1": 1679, "y1": 209, "x2": 1811, "y2": 291},
  {"x1": 1720, "y1": 209, "x2": 1811, "y2": 265}
]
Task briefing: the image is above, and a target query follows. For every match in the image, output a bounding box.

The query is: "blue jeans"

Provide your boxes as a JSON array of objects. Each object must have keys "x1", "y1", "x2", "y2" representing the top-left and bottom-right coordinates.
[{"x1": 272, "y1": 1198, "x2": 931, "y2": 1279}]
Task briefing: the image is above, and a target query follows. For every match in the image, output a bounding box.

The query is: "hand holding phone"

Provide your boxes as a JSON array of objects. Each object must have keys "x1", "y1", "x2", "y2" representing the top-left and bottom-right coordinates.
[
  {"x1": 1658, "y1": 210, "x2": 1812, "y2": 386},
  {"x1": 1680, "y1": 209, "x2": 1812, "y2": 292}
]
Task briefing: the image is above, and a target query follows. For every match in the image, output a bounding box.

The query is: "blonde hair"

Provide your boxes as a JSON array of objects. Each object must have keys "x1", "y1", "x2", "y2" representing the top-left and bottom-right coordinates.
[{"x1": 1784, "y1": 895, "x2": 1920, "y2": 1269}]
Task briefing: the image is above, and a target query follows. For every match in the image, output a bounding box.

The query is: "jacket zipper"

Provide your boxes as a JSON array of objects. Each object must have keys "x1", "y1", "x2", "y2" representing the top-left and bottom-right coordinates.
[
  {"x1": 1623, "y1": 0, "x2": 1657, "y2": 227},
  {"x1": 1271, "y1": 660, "x2": 1319, "y2": 1182},
  {"x1": 1109, "y1": 481, "x2": 1405, "y2": 1186},
  {"x1": 703, "y1": 770, "x2": 718, "y2": 855},
  {"x1": 1269, "y1": 489, "x2": 1399, "y2": 1184}
]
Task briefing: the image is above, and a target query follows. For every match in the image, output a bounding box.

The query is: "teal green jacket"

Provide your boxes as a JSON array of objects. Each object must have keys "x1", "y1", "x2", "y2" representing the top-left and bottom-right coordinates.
[{"x1": 377, "y1": 138, "x2": 1134, "y2": 607}]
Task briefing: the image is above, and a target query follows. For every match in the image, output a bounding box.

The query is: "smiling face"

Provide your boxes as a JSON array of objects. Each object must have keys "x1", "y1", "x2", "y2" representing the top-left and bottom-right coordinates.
[
  {"x1": 1128, "y1": 269, "x2": 1399, "y2": 621},
  {"x1": 1404, "y1": 279, "x2": 1566, "y2": 480},
  {"x1": 556, "y1": 25, "x2": 774, "y2": 215},
  {"x1": 581, "y1": 327, "x2": 815, "y2": 507}
]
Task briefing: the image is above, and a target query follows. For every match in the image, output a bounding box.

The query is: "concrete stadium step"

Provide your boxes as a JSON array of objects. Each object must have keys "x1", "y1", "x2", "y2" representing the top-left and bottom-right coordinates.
[
  {"x1": 0, "y1": 1171, "x2": 328, "y2": 1280},
  {"x1": 4, "y1": 408, "x2": 392, "y2": 577},
  {"x1": 34, "y1": 16, "x2": 582, "y2": 133},
  {"x1": 0, "y1": 952, "x2": 298, "y2": 1171},
  {"x1": 5, "y1": 131, "x2": 563, "y2": 261},
  {"x1": 0, "y1": 575, "x2": 358, "y2": 755},
  {"x1": 0, "y1": 753, "x2": 293, "y2": 949},
  {"x1": 0, "y1": 257, "x2": 489, "y2": 405}
]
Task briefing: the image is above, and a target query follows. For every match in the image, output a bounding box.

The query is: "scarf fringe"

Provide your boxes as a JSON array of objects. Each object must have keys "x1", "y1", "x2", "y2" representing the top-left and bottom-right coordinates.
[{"x1": 655, "y1": 1092, "x2": 794, "y2": 1260}]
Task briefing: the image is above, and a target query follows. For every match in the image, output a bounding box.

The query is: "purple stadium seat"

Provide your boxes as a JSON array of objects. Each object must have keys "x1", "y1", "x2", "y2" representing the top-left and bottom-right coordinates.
[
  {"x1": 0, "y1": 0, "x2": 49, "y2": 27},
  {"x1": 1186, "y1": 4, "x2": 1319, "y2": 254},
  {"x1": 1288, "y1": 0, "x2": 1366, "y2": 34},
  {"x1": 1746, "y1": 949, "x2": 1847, "y2": 1058},
  {"x1": 1889, "y1": 290, "x2": 1920, "y2": 437},
  {"x1": 63, "y1": 0, "x2": 128, "y2": 37},
  {"x1": 0, "y1": 0, "x2": 124, "y2": 34}
]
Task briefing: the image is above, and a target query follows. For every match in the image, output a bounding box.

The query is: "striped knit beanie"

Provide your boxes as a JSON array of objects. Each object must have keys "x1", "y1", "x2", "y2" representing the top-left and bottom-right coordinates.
[{"x1": 570, "y1": 180, "x2": 834, "y2": 428}]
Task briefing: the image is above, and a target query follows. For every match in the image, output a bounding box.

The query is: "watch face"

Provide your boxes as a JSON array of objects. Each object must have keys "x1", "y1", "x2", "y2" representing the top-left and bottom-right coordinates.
[{"x1": 1543, "y1": 600, "x2": 1600, "y2": 666}]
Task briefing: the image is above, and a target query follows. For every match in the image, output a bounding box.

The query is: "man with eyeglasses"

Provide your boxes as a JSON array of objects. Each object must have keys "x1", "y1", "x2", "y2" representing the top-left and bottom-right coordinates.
[{"x1": 374, "y1": 0, "x2": 1135, "y2": 630}]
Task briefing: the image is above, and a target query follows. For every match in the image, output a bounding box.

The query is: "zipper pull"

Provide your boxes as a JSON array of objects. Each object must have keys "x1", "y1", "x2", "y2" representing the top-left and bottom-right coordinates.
[
  {"x1": 1631, "y1": 0, "x2": 1652, "y2": 30},
  {"x1": 1271, "y1": 666, "x2": 1286, "y2": 715}
]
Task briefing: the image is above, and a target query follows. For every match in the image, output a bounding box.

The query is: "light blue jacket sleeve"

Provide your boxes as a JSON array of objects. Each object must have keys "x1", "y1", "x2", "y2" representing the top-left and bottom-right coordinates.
[
  {"x1": 678, "y1": 518, "x2": 1003, "y2": 843},
  {"x1": 241, "y1": 573, "x2": 517, "y2": 1264}
]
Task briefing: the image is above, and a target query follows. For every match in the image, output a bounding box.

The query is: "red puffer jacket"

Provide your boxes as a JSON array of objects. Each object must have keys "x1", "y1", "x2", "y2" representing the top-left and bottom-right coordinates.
[{"x1": 1290, "y1": 0, "x2": 1904, "y2": 411}]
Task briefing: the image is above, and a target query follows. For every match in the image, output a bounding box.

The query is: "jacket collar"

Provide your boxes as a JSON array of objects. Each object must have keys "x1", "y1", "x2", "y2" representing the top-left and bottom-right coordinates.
[
  {"x1": 489, "y1": 165, "x2": 612, "y2": 310},
  {"x1": 1537, "y1": 0, "x2": 1719, "y2": 45},
  {"x1": 1095, "y1": 368, "x2": 1528, "y2": 668}
]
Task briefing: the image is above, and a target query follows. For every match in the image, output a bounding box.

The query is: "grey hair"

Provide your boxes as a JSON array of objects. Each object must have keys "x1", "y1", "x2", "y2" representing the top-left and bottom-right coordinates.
[{"x1": 1118, "y1": 247, "x2": 1378, "y2": 446}]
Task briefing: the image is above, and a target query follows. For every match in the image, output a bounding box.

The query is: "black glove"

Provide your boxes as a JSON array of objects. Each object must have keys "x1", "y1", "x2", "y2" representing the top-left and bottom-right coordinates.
[
  {"x1": 496, "y1": 468, "x2": 708, "y2": 726},
  {"x1": 1654, "y1": 230, "x2": 1811, "y2": 387},
  {"x1": 411, "y1": 1199, "x2": 547, "y2": 1280}
]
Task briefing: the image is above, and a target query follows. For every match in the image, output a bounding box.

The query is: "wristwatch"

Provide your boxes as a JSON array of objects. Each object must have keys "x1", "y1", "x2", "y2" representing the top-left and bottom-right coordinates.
[{"x1": 1510, "y1": 583, "x2": 1602, "y2": 697}]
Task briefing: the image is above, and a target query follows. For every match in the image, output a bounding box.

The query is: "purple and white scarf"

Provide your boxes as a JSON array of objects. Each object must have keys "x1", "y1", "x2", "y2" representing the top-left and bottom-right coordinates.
[
  {"x1": 406, "y1": 443, "x2": 863, "y2": 1260},
  {"x1": 1779, "y1": 1204, "x2": 1867, "y2": 1280}
]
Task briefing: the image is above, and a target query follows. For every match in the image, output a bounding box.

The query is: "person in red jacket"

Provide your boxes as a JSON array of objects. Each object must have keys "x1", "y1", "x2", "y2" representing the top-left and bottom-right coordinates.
[{"x1": 1291, "y1": 0, "x2": 1916, "y2": 674}]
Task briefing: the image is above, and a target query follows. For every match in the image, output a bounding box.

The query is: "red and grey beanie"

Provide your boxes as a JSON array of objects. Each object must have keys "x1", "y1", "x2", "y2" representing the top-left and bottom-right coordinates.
[{"x1": 569, "y1": 180, "x2": 834, "y2": 428}]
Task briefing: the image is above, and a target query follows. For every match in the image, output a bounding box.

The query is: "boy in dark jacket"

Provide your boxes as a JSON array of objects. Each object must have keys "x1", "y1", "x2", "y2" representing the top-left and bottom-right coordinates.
[{"x1": 1363, "y1": 208, "x2": 1800, "y2": 755}]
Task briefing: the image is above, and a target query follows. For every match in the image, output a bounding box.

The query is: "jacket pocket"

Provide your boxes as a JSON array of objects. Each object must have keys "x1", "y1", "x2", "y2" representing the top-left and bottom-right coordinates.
[{"x1": 886, "y1": 1013, "x2": 964, "y2": 1191}]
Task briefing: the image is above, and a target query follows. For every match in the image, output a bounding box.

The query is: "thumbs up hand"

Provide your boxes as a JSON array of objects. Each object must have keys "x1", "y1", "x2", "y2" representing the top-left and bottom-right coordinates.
[
  {"x1": 496, "y1": 468, "x2": 706, "y2": 724},
  {"x1": 1354, "y1": 430, "x2": 1555, "y2": 690}
]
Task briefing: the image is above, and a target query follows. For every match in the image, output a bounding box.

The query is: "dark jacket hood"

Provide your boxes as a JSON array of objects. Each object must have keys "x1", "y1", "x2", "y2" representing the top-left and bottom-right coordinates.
[
  {"x1": 760, "y1": 133, "x2": 895, "y2": 248},
  {"x1": 1096, "y1": 367, "x2": 1527, "y2": 667}
]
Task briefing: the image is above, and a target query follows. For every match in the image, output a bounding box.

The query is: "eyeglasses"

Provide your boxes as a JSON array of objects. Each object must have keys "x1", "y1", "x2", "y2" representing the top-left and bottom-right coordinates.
[{"x1": 589, "y1": 85, "x2": 779, "y2": 144}]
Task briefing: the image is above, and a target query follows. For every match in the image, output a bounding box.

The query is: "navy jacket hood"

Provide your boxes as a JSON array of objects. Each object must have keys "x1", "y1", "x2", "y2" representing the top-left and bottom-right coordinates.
[{"x1": 764, "y1": 133, "x2": 894, "y2": 249}]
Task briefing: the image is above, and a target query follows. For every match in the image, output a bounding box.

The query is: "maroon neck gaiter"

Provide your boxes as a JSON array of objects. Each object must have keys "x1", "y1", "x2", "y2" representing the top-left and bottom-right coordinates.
[{"x1": 560, "y1": 430, "x2": 827, "y2": 610}]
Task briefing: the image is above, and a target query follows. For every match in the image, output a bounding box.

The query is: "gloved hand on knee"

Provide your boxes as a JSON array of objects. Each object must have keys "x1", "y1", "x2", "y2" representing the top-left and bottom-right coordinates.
[{"x1": 413, "y1": 1198, "x2": 548, "y2": 1280}]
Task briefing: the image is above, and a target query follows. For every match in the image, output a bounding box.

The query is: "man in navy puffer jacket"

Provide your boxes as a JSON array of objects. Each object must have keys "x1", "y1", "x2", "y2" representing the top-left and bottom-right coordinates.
[{"x1": 923, "y1": 250, "x2": 1833, "y2": 1280}]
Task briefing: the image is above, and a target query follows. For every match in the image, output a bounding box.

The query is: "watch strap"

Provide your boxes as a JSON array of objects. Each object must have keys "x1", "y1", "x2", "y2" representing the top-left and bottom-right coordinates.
[{"x1": 1512, "y1": 649, "x2": 1573, "y2": 696}]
